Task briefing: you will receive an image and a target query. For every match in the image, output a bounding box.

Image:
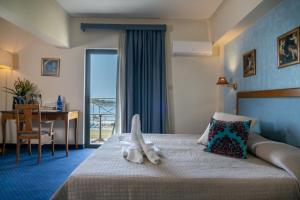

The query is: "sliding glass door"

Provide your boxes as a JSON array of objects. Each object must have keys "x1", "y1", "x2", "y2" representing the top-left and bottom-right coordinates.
[{"x1": 85, "y1": 49, "x2": 118, "y2": 147}]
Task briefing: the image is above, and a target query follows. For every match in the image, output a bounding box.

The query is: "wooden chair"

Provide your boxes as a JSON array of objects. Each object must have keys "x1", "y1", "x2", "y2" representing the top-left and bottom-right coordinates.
[{"x1": 15, "y1": 104, "x2": 55, "y2": 164}]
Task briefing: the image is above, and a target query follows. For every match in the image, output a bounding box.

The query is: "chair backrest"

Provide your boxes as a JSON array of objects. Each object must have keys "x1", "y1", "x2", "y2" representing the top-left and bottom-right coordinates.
[{"x1": 15, "y1": 104, "x2": 41, "y2": 133}]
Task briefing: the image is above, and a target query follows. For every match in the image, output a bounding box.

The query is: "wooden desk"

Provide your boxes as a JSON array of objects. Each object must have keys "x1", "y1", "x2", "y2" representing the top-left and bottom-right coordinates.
[{"x1": 1, "y1": 110, "x2": 79, "y2": 157}]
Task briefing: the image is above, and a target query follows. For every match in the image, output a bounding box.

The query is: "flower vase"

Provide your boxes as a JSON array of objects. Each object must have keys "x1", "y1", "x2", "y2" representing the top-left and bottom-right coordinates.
[{"x1": 13, "y1": 96, "x2": 26, "y2": 109}]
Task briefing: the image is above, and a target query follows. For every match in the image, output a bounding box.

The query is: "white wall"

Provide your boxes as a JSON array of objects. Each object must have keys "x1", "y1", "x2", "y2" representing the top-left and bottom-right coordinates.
[
  {"x1": 0, "y1": 0, "x2": 70, "y2": 47},
  {"x1": 0, "y1": 17, "x2": 223, "y2": 144},
  {"x1": 0, "y1": 18, "x2": 119, "y2": 144},
  {"x1": 172, "y1": 54, "x2": 223, "y2": 133}
]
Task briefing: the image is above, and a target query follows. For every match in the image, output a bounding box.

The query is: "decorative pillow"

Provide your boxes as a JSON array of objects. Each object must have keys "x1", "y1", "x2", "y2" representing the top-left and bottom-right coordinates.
[
  {"x1": 205, "y1": 118, "x2": 251, "y2": 159},
  {"x1": 197, "y1": 112, "x2": 258, "y2": 146}
]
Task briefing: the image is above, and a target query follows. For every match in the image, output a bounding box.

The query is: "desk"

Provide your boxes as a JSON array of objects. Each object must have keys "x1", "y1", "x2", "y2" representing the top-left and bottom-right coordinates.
[{"x1": 1, "y1": 110, "x2": 79, "y2": 156}]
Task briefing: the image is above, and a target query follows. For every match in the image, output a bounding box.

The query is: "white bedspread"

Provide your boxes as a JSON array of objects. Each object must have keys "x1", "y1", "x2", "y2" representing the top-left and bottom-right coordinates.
[{"x1": 52, "y1": 134, "x2": 300, "y2": 200}]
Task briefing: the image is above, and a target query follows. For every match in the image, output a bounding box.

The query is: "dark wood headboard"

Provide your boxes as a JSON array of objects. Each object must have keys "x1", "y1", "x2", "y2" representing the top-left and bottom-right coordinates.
[{"x1": 236, "y1": 88, "x2": 300, "y2": 114}]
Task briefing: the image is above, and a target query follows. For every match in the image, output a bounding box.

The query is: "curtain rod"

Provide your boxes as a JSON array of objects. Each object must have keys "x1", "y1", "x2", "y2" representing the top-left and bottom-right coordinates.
[{"x1": 81, "y1": 23, "x2": 167, "y2": 31}]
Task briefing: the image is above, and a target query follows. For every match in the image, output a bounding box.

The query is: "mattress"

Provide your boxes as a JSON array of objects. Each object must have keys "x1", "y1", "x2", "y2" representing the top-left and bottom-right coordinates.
[{"x1": 52, "y1": 134, "x2": 300, "y2": 200}]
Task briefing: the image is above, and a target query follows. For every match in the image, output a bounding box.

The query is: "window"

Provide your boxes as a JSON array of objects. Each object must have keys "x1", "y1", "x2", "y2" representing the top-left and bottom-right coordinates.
[{"x1": 85, "y1": 49, "x2": 118, "y2": 147}]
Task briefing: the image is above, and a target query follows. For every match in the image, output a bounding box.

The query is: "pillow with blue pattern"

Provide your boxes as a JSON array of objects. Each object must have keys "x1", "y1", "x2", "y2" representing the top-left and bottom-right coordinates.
[{"x1": 205, "y1": 118, "x2": 251, "y2": 159}]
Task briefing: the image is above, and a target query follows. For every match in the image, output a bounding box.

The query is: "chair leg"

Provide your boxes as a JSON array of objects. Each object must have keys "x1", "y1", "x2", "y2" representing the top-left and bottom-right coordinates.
[
  {"x1": 37, "y1": 139, "x2": 42, "y2": 164},
  {"x1": 16, "y1": 139, "x2": 20, "y2": 164},
  {"x1": 51, "y1": 135, "x2": 55, "y2": 156},
  {"x1": 28, "y1": 139, "x2": 32, "y2": 156}
]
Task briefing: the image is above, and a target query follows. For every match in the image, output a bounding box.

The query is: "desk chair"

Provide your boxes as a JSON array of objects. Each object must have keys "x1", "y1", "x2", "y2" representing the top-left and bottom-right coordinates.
[{"x1": 15, "y1": 104, "x2": 55, "y2": 164}]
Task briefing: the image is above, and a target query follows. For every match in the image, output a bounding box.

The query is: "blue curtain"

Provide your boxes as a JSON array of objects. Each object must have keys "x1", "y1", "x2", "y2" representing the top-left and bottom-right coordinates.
[{"x1": 123, "y1": 30, "x2": 167, "y2": 133}]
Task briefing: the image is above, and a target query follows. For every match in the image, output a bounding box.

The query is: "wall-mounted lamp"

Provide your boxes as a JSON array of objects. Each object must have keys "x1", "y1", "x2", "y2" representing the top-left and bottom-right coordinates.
[
  {"x1": 0, "y1": 49, "x2": 14, "y2": 111},
  {"x1": 216, "y1": 76, "x2": 237, "y2": 90},
  {"x1": 0, "y1": 49, "x2": 14, "y2": 70}
]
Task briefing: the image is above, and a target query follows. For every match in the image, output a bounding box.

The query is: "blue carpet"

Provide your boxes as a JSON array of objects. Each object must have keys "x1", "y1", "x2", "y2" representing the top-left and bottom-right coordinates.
[{"x1": 0, "y1": 147, "x2": 95, "y2": 200}]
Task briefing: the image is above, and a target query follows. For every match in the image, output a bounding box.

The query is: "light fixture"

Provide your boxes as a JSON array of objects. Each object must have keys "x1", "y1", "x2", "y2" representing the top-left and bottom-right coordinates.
[
  {"x1": 0, "y1": 49, "x2": 14, "y2": 70},
  {"x1": 216, "y1": 76, "x2": 237, "y2": 90},
  {"x1": 0, "y1": 49, "x2": 14, "y2": 111}
]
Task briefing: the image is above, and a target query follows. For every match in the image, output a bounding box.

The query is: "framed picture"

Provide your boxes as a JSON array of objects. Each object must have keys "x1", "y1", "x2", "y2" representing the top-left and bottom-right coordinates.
[
  {"x1": 277, "y1": 27, "x2": 300, "y2": 68},
  {"x1": 41, "y1": 58, "x2": 60, "y2": 77},
  {"x1": 243, "y1": 49, "x2": 256, "y2": 77}
]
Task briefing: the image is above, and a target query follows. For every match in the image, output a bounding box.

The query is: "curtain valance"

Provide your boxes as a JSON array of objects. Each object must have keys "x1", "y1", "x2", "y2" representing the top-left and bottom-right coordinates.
[{"x1": 81, "y1": 23, "x2": 167, "y2": 32}]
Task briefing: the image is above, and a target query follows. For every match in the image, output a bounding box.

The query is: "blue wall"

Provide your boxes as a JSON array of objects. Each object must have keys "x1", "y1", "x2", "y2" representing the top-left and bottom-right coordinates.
[{"x1": 224, "y1": 0, "x2": 300, "y2": 147}]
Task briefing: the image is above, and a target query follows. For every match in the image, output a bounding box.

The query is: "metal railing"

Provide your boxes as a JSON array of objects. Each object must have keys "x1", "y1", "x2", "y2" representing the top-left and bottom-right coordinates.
[{"x1": 89, "y1": 98, "x2": 116, "y2": 144}]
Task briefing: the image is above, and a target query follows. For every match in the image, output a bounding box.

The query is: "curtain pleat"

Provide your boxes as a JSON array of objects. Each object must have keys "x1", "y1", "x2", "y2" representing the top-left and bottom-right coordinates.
[
  {"x1": 123, "y1": 30, "x2": 167, "y2": 133},
  {"x1": 115, "y1": 32, "x2": 126, "y2": 134}
]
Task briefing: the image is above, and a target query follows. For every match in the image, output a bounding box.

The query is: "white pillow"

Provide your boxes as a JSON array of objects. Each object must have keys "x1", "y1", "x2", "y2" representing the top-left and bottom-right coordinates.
[
  {"x1": 247, "y1": 132, "x2": 300, "y2": 183},
  {"x1": 197, "y1": 112, "x2": 257, "y2": 145}
]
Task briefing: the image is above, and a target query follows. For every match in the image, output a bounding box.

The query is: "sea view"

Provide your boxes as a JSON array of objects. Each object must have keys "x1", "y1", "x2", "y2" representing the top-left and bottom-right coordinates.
[{"x1": 88, "y1": 52, "x2": 118, "y2": 144}]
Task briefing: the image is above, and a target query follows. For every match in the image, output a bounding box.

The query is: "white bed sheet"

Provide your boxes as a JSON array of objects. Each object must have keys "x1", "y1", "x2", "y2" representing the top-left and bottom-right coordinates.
[{"x1": 52, "y1": 134, "x2": 300, "y2": 200}]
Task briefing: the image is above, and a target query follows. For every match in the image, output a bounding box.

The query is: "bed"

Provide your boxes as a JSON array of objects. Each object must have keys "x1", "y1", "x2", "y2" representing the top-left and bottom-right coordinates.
[
  {"x1": 52, "y1": 88, "x2": 300, "y2": 200},
  {"x1": 52, "y1": 134, "x2": 300, "y2": 200}
]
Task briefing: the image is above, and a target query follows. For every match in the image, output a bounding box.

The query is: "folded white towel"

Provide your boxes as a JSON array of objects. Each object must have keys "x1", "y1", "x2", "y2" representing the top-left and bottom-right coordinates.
[
  {"x1": 141, "y1": 142, "x2": 161, "y2": 164},
  {"x1": 120, "y1": 140, "x2": 162, "y2": 157},
  {"x1": 130, "y1": 114, "x2": 143, "y2": 152},
  {"x1": 120, "y1": 114, "x2": 161, "y2": 164},
  {"x1": 121, "y1": 144, "x2": 143, "y2": 164},
  {"x1": 119, "y1": 115, "x2": 144, "y2": 163}
]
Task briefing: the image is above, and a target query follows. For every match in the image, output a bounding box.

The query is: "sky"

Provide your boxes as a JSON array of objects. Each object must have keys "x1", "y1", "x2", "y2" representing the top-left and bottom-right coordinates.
[{"x1": 90, "y1": 54, "x2": 118, "y2": 98}]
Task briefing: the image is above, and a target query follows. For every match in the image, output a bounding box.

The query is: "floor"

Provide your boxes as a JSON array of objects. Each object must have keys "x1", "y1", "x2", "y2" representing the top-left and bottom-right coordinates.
[
  {"x1": 0, "y1": 147, "x2": 95, "y2": 200},
  {"x1": 90, "y1": 128, "x2": 112, "y2": 144}
]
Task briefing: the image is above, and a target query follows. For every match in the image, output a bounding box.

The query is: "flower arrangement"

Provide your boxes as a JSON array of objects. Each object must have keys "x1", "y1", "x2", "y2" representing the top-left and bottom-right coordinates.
[{"x1": 3, "y1": 78, "x2": 39, "y2": 106}]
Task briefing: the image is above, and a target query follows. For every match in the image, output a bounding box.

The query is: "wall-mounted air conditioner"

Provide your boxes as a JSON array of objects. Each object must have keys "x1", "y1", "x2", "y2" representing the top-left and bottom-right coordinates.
[{"x1": 172, "y1": 41, "x2": 213, "y2": 56}]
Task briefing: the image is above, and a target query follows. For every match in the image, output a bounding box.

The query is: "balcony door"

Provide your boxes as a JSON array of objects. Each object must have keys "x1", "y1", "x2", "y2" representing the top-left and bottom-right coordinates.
[{"x1": 85, "y1": 49, "x2": 118, "y2": 147}]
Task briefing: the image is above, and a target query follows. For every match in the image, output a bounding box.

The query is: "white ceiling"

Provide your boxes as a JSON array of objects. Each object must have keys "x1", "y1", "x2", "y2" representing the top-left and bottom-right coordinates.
[{"x1": 56, "y1": 0, "x2": 224, "y2": 20}]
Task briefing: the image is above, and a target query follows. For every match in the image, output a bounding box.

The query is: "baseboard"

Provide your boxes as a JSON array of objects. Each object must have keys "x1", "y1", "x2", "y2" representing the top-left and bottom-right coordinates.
[{"x1": 4, "y1": 143, "x2": 85, "y2": 150}]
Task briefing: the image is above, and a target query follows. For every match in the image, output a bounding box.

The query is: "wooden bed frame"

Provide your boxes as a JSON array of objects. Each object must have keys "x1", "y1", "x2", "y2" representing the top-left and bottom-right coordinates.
[{"x1": 236, "y1": 88, "x2": 300, "y2": 114}]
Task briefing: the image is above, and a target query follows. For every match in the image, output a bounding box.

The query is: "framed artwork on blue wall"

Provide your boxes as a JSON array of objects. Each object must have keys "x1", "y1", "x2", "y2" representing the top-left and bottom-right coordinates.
[
  {"x1": 277, "y1": 27, "x2": 300, "y2": 68},
  {"x1": 243, "y1": 49, "x2": 256, "y2": 77},
  {"x1": 41, "y1": 58, "x2": 60, "y2": 77}
]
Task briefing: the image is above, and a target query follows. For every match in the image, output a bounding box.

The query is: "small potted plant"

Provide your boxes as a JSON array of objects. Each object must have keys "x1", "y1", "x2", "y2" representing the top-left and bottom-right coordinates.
[{"x1": 3, "y1": 78, "x2": 39, "y2": 109}]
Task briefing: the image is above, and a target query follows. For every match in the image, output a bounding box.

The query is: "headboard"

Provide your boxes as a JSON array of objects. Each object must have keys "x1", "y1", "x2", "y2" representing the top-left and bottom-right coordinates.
[
  {"x1": 236, "y1": 87, "x2": 300, "y2": 147},
  {"x1": 236, "y1": 88, "x2": 300, "y2": 114}
]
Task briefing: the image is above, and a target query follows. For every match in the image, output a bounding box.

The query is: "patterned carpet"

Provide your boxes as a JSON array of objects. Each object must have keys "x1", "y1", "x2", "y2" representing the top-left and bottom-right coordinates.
[{"x1": 0, "y1": 147, "x2": 95, "y2": 200}]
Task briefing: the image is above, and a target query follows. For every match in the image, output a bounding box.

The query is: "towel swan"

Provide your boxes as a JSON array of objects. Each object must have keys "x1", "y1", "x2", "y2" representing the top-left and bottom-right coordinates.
[{"x1": 120, "y1": 114, "x2": 161, "y2": 164}]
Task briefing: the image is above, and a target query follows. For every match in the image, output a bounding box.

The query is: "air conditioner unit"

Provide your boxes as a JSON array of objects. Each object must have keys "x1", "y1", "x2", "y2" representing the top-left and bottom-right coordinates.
[{"x1": 172, "y1": 41, "x2": 213, "y2": 56}]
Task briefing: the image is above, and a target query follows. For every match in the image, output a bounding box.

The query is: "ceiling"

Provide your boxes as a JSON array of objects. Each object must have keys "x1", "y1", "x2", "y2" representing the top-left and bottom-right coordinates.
[{"x1": 56, "y1": 0, "x2": 224, "y2": 20}]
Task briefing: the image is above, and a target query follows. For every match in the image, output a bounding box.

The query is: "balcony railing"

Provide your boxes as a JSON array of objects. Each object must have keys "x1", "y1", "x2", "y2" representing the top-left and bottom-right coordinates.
[{"x1": 90, "y1": 98, "x2": 116, "y2": 144}]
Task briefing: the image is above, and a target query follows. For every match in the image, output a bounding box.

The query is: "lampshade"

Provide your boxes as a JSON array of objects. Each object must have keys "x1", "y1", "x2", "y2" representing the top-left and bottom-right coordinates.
[
  {"x1": 0, "y1": 49, "x2": 13, "y2": 69},
  {"x1": 216, "y1": 76, "x2": 229, "y2": 85}
]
